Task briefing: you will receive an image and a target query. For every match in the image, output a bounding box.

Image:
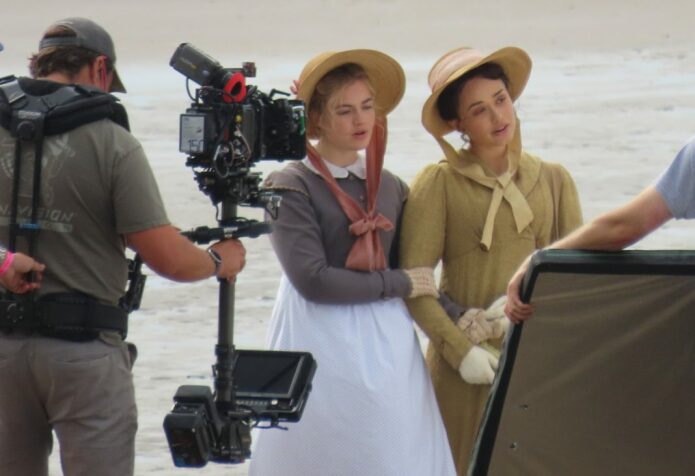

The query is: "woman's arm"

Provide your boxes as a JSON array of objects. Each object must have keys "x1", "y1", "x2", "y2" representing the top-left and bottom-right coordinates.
[
  {"x1": 400, "y1": 165, "x2": 475, "y2": 369},
  {"x1": 269, "y1": 187, "x2": 411, "y2": 304}
]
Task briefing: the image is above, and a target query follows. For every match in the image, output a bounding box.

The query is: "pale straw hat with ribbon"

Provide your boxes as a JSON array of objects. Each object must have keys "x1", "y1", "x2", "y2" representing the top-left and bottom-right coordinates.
[
  {"x1": 297, "y1": 49, "x2": 405, "y2": 139},
  {"x1": 421, "y1": 47, "x2": 534, "y2": 252},
  {"x1": 293, "y1": 49, "x2": 405, "y2": 271},
  {"x1": 421, "y1": 46, "x2": 531, "y2": 138}
]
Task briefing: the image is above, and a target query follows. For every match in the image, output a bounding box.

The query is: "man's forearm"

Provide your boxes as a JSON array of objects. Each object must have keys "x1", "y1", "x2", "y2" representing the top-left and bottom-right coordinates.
[
  {"x1": 550, "y1": 215, "x2": 638, "y2": 251},
  {"x1": 551, "y1": 186, "x2": 672, "y2": 252}
]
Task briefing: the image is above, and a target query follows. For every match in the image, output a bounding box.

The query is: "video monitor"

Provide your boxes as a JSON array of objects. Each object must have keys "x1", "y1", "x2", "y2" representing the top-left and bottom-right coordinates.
[{"x1": 233, "y1": 349, "x2": 317, "y2": 422}]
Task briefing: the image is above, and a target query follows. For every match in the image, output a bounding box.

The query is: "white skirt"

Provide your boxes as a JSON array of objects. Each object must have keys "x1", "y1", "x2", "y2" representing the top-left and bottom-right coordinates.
[{"x1": 249, "y1": 275, "x2": 455, "y2": 476}]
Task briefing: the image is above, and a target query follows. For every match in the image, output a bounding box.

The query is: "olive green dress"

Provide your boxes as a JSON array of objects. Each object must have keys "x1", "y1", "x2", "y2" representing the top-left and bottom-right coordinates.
[{"x1": 400, "y1": 144, "x2": 582, "y2": 475}]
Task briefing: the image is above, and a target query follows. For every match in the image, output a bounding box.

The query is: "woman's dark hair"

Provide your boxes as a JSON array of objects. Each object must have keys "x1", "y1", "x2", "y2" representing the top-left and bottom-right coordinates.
[
  {"x1": 29, "y1": 26, "x2": 113, "y2": 79},
  {"x1": 436, "y1": 62, "x2": 510, "y2": 121}
]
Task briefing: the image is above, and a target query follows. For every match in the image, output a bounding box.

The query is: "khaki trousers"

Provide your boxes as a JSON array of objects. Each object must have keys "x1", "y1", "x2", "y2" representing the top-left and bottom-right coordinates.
[{"x1": 0, "y1": 333, "x2": 138, "y2": 476}]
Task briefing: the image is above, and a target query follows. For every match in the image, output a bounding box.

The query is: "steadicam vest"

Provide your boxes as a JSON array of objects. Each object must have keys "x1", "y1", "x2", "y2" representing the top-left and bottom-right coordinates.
[{"x1": 0, "y1": 76, "x2": 139, "y2": 340}]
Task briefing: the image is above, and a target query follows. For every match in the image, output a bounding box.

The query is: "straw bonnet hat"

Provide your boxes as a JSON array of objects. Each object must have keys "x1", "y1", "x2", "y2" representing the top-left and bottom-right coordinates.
[
  {"x1": 297, "y1": 49, "x2": 405, "y2": 138},
  {"x1": 421, "y1": 46, "x2": 532, "y2": 138}
]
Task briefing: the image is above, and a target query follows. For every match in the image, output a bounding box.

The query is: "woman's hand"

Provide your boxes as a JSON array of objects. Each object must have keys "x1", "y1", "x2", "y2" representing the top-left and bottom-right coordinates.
[
  {"x1": 457, "y1": 295, "x2": 511, "y2": 343},
  {"x1": 458, "y1": 345, "x2": 499, "y2": 385}
]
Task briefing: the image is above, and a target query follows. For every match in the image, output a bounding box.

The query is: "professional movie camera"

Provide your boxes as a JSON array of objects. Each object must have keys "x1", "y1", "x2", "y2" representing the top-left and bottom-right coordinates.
[
  {"x1": 169, "y1": 42, "x2": 306, "y2": 206},
  {"x1": 162, "y1": 44, "x2": 316, "y2": 468}
]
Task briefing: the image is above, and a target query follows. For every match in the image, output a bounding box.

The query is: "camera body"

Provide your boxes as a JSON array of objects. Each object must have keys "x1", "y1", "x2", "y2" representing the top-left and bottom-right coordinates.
[
  {"x1": 163, "y1": 350, "x2": 317, "y2": 467},
  {"x1": 163, "y1": 385, "x2": 232, "y2": 467},
  {"x1": 171, "y1": 43, "x2": 306, "y2": 206},
  {"x1": 178, "y1": 94, "x2": 306, "y2": 162}
]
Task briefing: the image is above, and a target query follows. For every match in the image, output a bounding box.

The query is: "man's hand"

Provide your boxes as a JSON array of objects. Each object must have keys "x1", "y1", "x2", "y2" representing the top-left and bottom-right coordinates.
[
  {"x1": 504, "y1": 186, "x2": 675, "y2": 323},
  {"x1": 210, "y1": 239, "x2": 246, "y2": 282},
  {"x1": 0, "y1": 252, "x2": 45, "y2": 294},
  {"x1": 505, "y1": 255, "x2": 534, "y2": 323},
  {"x1": 127, "y1": 225, "x2": 246, "y2": 283}
]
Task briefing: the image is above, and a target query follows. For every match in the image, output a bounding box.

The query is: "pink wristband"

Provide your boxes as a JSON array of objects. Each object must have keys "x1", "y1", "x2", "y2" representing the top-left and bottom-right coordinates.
[{"x1": 0, "y1": 251, "x2": 15, "y2": 275}]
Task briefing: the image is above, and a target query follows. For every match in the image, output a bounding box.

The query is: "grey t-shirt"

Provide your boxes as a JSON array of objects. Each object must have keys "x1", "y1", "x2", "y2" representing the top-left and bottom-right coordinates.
[
  {"x1": 654, "y1": 137, "x2": 695, "y2": 218},
  {"x1": 0, "y1": 80, "x2": 169, "y2": 304},
  {"x1": 264, "y1": 161, "x2": 411, "y2": 304}
]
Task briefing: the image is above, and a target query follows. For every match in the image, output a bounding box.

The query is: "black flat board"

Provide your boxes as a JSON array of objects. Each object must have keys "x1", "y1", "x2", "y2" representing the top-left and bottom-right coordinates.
[{"x1": 469, "y1": 250, "x2": 695, "y2": 476}]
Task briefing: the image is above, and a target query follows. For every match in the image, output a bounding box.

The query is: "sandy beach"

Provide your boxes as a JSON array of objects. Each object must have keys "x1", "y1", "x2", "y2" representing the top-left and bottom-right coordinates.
[{"x1": 2, "y1": 1, "x2": 695, "y2": 474}]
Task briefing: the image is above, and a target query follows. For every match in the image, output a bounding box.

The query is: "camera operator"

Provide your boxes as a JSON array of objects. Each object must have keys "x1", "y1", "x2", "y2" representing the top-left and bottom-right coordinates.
[{"x1": 0, "y1": 17, "x2": 245, "y2": 476}]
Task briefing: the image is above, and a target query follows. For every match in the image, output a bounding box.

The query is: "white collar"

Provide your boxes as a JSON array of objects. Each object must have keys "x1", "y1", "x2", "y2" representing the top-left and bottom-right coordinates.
[{"x1": 302, "y1": 153, "x2": 367, "y2": 179}]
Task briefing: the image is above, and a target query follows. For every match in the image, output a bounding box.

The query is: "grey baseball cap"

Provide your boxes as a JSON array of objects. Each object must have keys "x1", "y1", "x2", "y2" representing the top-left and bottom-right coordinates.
[{"x1": 38, "y1": 17, "x2": 126, "y2": 93}]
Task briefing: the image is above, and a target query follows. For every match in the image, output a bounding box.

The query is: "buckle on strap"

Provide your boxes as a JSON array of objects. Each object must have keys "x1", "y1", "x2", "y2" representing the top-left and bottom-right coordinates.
[{"x1": 0, "y1": 299, "x2": 35, "y2": 328}]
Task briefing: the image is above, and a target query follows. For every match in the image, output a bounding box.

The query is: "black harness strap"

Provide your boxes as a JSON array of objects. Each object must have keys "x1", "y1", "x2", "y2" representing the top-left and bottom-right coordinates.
[
  {"x1": 9, "y1": 137, "x2": 22, "y2": 251},
  {"x1": 1, "y1": 77, "x2": 128, "y2": 256},
  {"x1": 29, "y1": 133, "x2": 43, "y2": 258},
  {"x1": 0, "y1": 76, "x2": 130, "y2": 135},
  {"x1": 1, "y1": 84, "x2": 46, "y2": 267},
  {"x1": 0, "y1": 76, "x2": 135, "y2": 339}
]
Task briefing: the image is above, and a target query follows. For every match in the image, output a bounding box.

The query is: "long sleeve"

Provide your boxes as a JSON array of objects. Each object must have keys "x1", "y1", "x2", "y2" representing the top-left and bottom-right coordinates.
[
  {"x1": 267, "y1": 172, "x2": 411, "y2": 305},
  {"x1": 400, "y1": 164, "x2": 474, "y2": 370}
]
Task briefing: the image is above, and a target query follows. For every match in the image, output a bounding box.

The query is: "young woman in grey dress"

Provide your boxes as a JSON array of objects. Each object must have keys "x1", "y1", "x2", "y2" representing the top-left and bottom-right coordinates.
[{"x1": 248, "y1": 50, "x2": 456, "y2": 476}]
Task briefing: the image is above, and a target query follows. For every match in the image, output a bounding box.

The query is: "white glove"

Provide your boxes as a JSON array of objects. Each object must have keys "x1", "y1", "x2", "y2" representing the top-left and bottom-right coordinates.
[
  {"x1": 457, "y1": 296, "x2": 512, "y2": 344},
  {"x1": 458, "y1": 345, "x2": 499, "y2": 385},
  {"x1": 456, "y1": 308, "x2": 492, "y2": 344}
]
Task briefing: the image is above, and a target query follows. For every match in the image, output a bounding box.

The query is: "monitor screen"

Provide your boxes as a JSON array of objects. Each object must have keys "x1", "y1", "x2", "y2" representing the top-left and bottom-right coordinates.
[{"x1": 233, "y1": 350, "x2": 306, "y2": 399}]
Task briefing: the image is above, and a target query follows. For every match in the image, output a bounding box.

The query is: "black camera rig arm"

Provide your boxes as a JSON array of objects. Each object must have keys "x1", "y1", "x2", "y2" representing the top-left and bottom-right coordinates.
[{"x1": 181, "y1": 220, "x2": 272, "y2": 244}]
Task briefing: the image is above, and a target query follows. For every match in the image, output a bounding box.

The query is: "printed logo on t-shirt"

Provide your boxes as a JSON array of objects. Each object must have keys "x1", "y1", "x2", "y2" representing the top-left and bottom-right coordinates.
[{"x1": 0, "y1": 133, "x2": 76, "y2": 233}]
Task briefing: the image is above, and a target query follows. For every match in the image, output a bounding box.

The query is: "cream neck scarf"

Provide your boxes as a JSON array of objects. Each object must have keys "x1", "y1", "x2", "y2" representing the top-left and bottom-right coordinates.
[{"x1": 434, "y1": 118, "x2": 534, "y2": 251}]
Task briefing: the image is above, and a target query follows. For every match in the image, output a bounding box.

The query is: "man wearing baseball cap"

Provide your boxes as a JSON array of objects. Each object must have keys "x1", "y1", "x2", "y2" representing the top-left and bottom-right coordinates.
[
  {"x1": 36, "y1": 17, "x2": 127, "y2": 92},
  {"x1": 0, "y1": 17, "x2": 247, "y2": 476}
]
